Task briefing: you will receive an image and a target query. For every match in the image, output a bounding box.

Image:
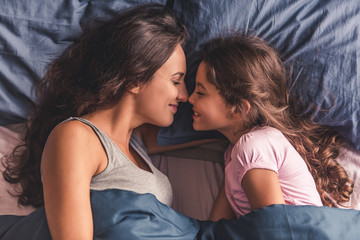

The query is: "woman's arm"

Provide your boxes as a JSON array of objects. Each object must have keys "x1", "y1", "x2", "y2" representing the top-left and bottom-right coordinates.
[
  {"x1": 41, "y1": 121, "x2": 104, "y2": 240},
  {"x1": 209, "y1": 179, "x2": 236, "y2": 221},
  {"x1": 242, "y1": 168, "x2": 285, "y2": 210},
  {"x1": 134, "y1": 123, "x2": 219, "y2": 155}
]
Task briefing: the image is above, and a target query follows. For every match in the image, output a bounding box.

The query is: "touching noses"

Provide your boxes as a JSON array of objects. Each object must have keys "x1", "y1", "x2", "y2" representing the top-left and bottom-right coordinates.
[
  {"x1": 188, "y1": 92, "x2": 195, "y2": 105},
  {"x1": 176, "y1": 83, "x2": 189, "y2": 103}
]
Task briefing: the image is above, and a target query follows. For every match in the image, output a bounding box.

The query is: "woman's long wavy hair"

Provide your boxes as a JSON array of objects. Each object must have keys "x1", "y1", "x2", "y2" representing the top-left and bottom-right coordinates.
[
  {"x1": 201, "y1": 34, "x2": 353, "y2": 207},
  {"x1": 2, "y1": 4, "x2": 187, "y2": 208}
]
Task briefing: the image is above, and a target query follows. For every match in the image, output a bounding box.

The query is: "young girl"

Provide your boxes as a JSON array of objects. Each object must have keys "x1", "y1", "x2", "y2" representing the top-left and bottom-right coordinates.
[
  {"x1": 2, "y1": 4, "x2": 189, "y2": 239},
  {"x1": 188, "y1": 34, "x2": 354, "y2": 220}
]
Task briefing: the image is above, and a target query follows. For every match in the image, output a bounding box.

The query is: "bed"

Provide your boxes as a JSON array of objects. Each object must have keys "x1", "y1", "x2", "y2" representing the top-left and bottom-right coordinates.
[{"x1": 1, "y1": 0, "x2": 360, "y2": 239}]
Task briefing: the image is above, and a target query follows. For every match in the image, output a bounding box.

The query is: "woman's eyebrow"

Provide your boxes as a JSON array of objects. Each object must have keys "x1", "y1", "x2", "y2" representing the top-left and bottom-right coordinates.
[{"x1": 172, "y1": 72, "x2": 185, "y2": 77}]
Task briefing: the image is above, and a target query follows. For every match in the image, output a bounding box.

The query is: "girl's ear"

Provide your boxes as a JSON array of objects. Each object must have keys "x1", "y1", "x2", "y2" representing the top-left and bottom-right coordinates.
[
  {"x1": 242, "y1": 99, "x2": 251, "y2": 115},
  {"x1": 232, "y1": 100, "x2": 251, "y2": 119}
]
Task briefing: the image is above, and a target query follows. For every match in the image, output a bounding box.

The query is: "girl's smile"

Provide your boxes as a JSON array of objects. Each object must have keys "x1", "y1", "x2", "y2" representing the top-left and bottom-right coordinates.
[
  {"x1": 192, "y1": 110, "x2": 201, "y2": 119},
  {"x1": 189, "y1": 61, "x2": 236, "y2": 133}
]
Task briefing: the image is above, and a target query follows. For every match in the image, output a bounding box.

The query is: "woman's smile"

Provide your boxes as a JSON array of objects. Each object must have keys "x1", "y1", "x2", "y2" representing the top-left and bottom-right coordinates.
[{"x1": 169, "y1": 103, "x2": 178, "y2": 113}]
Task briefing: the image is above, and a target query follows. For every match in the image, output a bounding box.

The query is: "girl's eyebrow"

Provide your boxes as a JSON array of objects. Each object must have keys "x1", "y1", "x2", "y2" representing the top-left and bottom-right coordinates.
[{"x1": 196, "y1": 82, "x2": 206, "y2": 90}]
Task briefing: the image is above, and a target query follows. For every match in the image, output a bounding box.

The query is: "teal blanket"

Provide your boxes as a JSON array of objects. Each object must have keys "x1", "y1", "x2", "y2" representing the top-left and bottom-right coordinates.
[{"x1": 1, "y1": 189, "x2": 360, "y2": 240}]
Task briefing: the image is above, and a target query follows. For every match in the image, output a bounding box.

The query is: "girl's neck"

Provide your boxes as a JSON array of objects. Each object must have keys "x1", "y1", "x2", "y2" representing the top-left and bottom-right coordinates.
[{"x1": 221, "y1": 125, "x2": 252, "y2": 145}]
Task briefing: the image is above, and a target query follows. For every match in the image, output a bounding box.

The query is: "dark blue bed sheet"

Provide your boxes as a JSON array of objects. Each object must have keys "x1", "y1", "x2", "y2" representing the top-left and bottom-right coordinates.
[
  {"x1": 0, "y1": 189, "x2": 360, "y2": 240},
  {"x1": 159, "y1": 0, "x2": 360, "y2": 149},
  {"x1": 0, "y1": 0, "x2": 359, "y2": 150}
]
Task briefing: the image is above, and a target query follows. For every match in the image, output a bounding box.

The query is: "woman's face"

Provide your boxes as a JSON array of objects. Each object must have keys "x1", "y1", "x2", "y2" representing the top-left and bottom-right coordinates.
[
  {"x1": 135, "y1": 44, "x2": 187, "y2": 127},
  {"x1": 189, "y1": 61, "x2": 234, "y2": 133}
]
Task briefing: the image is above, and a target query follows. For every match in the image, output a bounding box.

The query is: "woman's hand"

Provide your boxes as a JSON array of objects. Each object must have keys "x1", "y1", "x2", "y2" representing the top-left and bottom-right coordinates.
[
  {"x1": 209, "y1": 179, "x2": 235, "y2": 221},
  {"x1": 134, "y1": 123, "x2": 219, "y2": 155}
]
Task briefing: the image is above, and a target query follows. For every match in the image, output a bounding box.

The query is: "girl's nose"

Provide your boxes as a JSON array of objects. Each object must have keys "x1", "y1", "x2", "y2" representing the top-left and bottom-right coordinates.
[{"x1": 188, "y1": 92, "x2": 195, "y2": 105}]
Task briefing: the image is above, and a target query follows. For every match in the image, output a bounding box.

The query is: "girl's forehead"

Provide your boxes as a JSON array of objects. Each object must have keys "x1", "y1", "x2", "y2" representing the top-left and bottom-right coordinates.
[
  {"x1": 196, "y1": 63, "x2": 216, "y2": 87},
  {"x1": 196, "y1": 62, "x2": 209, "y2": 80}
]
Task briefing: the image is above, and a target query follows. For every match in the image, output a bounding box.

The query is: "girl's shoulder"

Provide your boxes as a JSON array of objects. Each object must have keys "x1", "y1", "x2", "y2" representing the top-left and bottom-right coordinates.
[
  {"x1": 237, "y1": 126, "x2": 284, "y2": 146},
  {"x1": 231, "y1": 126, "x2": 288, "y2": 158},
  {"x1": 228, "y1": 126, "x2": 288, "y2": 167}
]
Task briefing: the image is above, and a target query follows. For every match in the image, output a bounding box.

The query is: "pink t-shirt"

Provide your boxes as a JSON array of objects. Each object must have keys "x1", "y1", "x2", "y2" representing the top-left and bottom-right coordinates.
[{"x1": 224, "y1": 126, "x2": 323, "y2": 217}]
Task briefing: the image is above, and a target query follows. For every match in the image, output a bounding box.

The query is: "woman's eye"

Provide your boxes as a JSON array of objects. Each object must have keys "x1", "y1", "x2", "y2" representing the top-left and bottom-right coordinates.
[
  {"x1": 196, "y1": 91, "x2": 204, "y2": 96},
  {"x1": 172, "y1": 80, "x2": 181, "y2": 86}
]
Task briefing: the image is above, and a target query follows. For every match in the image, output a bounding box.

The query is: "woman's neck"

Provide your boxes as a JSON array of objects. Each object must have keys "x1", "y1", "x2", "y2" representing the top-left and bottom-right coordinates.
[{"x1": 82, "y1": 99, "x2": 140, "y2": 149}]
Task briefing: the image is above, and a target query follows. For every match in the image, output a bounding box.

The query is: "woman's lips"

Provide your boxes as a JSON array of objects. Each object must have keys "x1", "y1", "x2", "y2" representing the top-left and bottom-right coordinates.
[{"x1": 169, "y1": 104, "x2": 178, "y2": 113}]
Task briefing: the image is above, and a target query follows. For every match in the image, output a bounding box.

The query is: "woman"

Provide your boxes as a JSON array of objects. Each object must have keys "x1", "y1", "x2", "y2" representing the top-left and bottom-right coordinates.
[{"x1": 3, "y1": 4, "x2": 188, "y2": 239}]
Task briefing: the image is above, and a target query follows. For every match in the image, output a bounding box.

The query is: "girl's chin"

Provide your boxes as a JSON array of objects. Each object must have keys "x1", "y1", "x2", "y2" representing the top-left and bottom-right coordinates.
[{"x1": 192, "y1": 123, "x2": 206, "y2": 131}]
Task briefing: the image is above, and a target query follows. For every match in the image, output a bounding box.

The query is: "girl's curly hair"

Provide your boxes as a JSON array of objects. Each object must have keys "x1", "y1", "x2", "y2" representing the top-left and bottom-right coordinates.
[{"x1": 202, "y1": 34, "x2": 353, "y2": 207}]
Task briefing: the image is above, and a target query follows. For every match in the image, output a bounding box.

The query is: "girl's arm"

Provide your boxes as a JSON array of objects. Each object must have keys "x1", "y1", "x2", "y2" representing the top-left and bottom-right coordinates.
[
  {"x1": 242, "y1": 168, "x2": 285, "y2": 210},
  {"x1": 134, "y1": 123, "x2": 219, "y2": 155},
  {"x1": 209, "y1": 179, "x2": 236, "y2": 221},
  {"x1": 41, "y1": 121, "x2": 104, "y2": 240}
]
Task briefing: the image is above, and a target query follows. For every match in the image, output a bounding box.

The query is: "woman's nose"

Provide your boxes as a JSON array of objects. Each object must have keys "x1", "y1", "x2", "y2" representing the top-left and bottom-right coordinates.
[{"x1": 176, "y1": 83, "x2": 189, "y2": 102}]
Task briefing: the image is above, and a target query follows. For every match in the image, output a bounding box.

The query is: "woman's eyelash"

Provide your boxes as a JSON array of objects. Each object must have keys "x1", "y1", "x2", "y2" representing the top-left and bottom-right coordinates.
[
  {"x1": 196, "y1": 91, "x2": 204, "y2": 95},
  {"x1": 172, "y1": 80, "x2": 181, "y2": 85}
]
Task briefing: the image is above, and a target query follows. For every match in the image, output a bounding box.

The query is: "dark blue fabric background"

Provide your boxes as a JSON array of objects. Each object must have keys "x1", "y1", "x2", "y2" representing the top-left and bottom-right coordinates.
[
  {"x1": 159, "y1": 0, "x2": 360, "y2": 149},
  {"x1": 0, "y1": 0, "x2": 359, "y2": 150}
]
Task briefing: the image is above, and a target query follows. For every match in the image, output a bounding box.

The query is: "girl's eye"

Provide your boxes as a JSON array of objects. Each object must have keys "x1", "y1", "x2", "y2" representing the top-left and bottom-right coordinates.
[{"x1": 196, "y1": 91, "x2": 204, "y2": 96}]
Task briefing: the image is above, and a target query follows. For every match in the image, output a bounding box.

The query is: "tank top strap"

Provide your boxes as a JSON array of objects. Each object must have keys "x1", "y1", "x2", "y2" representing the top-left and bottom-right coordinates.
[{"x1": 60, "y1": 117, "x2": 116, "y2": 166}]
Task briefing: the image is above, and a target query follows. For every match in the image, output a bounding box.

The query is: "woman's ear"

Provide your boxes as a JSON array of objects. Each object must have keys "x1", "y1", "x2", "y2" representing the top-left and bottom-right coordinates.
[{"x1": 129, "y1": 86, "x2": 140, "y2": 94}]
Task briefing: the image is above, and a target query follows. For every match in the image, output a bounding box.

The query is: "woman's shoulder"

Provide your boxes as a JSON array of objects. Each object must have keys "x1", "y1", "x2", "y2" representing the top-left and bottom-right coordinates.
[
  {"x1": 42, "y1": 118, "x2": 105, "y2": 175},
  {"x1": 50, "y1": 119, "x2": 95, "y2": 141},
  {"x1": 46, "y1": 118, "x2": 102, "y2": 154}
]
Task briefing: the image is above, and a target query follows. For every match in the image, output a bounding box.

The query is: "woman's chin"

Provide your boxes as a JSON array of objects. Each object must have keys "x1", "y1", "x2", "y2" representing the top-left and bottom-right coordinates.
[{"x1": 157, "y1": 117, "x2": 174, "y2": 128}]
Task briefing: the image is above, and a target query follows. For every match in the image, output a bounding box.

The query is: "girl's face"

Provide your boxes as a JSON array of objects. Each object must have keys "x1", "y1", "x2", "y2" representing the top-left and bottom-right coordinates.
[
  {"x1": 135, "y1": 44, "x2": 187, "y2": 127},
  {"x1": 189, "y1": 61, "x2": 236, "y2": 134}
]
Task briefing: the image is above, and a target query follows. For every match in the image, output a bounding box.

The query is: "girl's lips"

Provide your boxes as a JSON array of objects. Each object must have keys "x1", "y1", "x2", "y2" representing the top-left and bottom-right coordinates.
[{"x1": 192, "y1": 110, "x2": 201, "y2": 119}]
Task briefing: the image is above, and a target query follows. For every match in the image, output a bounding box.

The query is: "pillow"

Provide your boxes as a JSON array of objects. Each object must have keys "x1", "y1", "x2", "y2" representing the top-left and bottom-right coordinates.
[
  {"x1": 0, "y1": 0, "x2": 166, "y2": 125},
  {"x1": 0, "y1": 0, "x2": 359, "y2": 150},
  {"x1": 158, "y1": 0, "x2": 360, "y2": 150},
  {"x1": 336, "y1": 146, "x2": 360, "y2": 210}
]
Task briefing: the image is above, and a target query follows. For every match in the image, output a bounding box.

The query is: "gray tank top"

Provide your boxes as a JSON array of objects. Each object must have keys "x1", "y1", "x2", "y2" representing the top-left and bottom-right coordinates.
[{"x1": 64, "y1": 117, "x2": 173, "y2": 206}]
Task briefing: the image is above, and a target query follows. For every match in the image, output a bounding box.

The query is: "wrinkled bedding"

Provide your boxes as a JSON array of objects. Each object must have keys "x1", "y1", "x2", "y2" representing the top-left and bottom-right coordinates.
[
  {"x1": 1, "y1": 189, "x2": 360, "y2": 240},
  {"x1": 1, "y1": 0, "x2": 360, "y2": 239}
]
